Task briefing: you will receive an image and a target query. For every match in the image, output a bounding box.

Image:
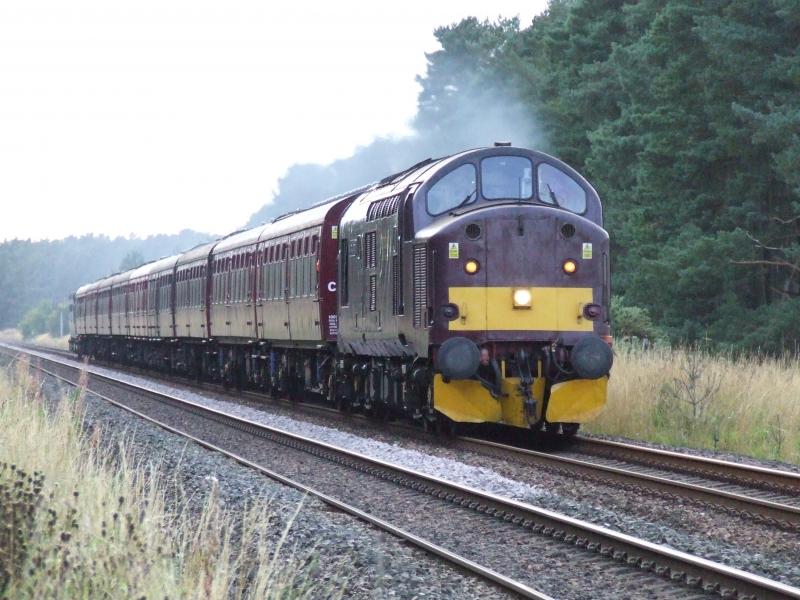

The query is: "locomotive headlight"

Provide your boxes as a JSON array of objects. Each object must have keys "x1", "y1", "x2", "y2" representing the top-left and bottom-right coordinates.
[
  {"x1": 562, "y1": 259, "x2": 578, "y2": 275},
  {"x1": 464, "y1": 259, "x2": 480, "y2": 275},
  {"x1": 512, "y1": 288, "x2": 532, "y2": 309}
]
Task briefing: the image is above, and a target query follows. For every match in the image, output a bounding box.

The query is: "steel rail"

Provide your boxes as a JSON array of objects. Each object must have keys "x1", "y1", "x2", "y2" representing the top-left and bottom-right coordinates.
[
  {"x1": 8, "y1": 345, "x2": 800, "y2": 600},
  {"x1": 16, "y1": 343, "x2": 800, "y2": 530},
  {"x1": 1, "y1": 346, "x2": 551, "y2": 600},
  {"x1": 456, "y1": 436, "x2": 800, "y2": 530},
  {"x1": 570, "y1": 436, "x2": 800, "y2": 495}
]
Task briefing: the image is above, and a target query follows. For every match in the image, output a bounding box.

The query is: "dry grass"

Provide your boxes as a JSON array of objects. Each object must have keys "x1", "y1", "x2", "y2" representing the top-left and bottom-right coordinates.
[
  {"x1": 0, "y1": 328, "x2": 22, "y2": 342},
  {"x1": 30, "y1": 333, "x2": 69, "y2": 350},
  {"x1": 0, "y1": 329, "x2": 68, "y2": 350},
  {"x1": 0, "y1": 356, "x2": 336, "y2": 599},
  {"x1": 586, "y1": 345, "x2": 800, "y2": 464}
]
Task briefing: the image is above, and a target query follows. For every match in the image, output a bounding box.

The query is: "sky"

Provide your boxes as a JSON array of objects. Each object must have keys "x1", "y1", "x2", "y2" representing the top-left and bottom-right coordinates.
[{"x1": 0, "y1": 1, "x2": 548, "y2": 242}]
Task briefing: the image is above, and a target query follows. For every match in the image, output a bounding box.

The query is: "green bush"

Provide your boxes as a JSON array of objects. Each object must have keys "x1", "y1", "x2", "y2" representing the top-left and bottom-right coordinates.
[
  {"x1": 18, "y1": 301, "x2": 69, "y2": 339},
  {"x1": 610, "y1": 297, "x2": 661, "y2": 341}
]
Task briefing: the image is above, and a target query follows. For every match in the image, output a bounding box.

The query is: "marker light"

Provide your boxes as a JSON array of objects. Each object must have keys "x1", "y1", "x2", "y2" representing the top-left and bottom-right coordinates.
[
  {"x1": 562, "y1": 259, "x2": 577, "y2": 274},
  {"x1": 513, "y1": 288, "x2": 532, "y2": 308},
  {"x1": 464, "y1": 259, "x2": 480, "y2": 275}
]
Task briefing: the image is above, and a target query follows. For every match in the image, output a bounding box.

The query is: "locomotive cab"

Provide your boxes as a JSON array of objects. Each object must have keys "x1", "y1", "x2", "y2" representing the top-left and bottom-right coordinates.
[{"x1": 406, "y1": 147, "x2": 613, "y2": 434}]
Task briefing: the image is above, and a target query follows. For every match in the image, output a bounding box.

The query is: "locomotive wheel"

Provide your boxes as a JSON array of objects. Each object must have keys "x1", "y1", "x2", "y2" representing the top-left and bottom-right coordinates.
[
  {"x1": 438, "y1": 414, "x2": 459, "y2": 437},
  {"x1": 422, "y1": 386, "x2": 437, "y2": 433},
  {"x1": 422, "y1": 412, "x2": 438, "y2": 434},
  {"x1": 561, "y1": 423, "x2": 580, "y2": 437},
  {"x1": 336, "y1": 392, "x2": 351, "y2": 413}
]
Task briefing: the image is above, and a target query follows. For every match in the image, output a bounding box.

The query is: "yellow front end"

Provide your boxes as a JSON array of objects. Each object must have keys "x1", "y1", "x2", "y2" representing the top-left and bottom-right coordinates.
[
  {"x1": 447, "y1": 286, "x2": 595, "y2": 332},
  {"x1": 432, "y1": 284, "x2": 609, "y2": 429},
  {"x1": 433, "y1": 372, "x2": 608, "y2": 429}
]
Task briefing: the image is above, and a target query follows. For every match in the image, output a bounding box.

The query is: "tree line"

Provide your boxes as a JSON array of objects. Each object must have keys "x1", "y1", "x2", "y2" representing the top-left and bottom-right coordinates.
[
  {"x1": 249, "y1": 0, "x2": 799, "y2": 352},
  {"x1": 3, "y1": 1, "x2": 797, "y2": 351},
  {"x1": 0, "y1": 231, "x2": 213, "y2": 333}
]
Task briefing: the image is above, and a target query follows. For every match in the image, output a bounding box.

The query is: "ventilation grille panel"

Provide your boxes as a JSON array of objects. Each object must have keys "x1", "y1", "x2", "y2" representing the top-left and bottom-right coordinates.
[
  {"x1": 412, "y1": 244, "x2": 427, "y2": 327},
  {"x1": 365, "y1": 231, "x2": 376, "y2": 270},
  {"x1": 392, "y1": 254, "x2": 402, "y2": 315},
  {"x1": 366, "y1": 195, "x2": 401, "y2": 221}
]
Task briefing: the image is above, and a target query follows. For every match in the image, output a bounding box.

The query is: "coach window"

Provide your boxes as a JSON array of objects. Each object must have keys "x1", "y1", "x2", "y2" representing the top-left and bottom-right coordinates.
[
  {"x1": 426, "y1": 164, "x2": 477, "y2": 216},
  {"x1": 481, "y1": 156, "x2": 533, "y2": 200},
  {"x1": 537, "y1": 163, "x2": 587, "y2": 214}
]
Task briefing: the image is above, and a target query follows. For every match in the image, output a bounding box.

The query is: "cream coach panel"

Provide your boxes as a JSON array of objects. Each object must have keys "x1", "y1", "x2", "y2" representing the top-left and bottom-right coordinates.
[
  {"x1": 109, "y1": 271, "x2": 131, "y2": 337},
  {"x1": 175, "y1": 239, "x2": 218, "y2": 339},
  {"x1": 285, "y1": 231, "x2": 321, "y2": 342},
  {"x1": 143, "y1": 255, "x2": 180, "y2": 339},
  {"x1": 210, "y1": 227, "x2": 263, "y2": 341},
  {"x1": 256, "y1": 238, "x2": 291, "y2": 341}
]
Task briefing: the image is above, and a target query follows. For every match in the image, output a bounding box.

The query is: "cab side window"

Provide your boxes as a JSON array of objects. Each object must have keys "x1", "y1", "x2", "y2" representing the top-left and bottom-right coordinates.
[{"x1": 426, "y1": 164, "x2": 477, "y2": 216}]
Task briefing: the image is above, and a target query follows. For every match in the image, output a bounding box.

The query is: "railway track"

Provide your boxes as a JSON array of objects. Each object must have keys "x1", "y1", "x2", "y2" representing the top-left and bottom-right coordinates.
[
  {"x1": 14, "y1": 344, "x2": 800, "y2": 531},
  {"x1": 5, "y1": 344, "x2": 800, "y2": 599},
  {"x1": 456, "y1": 436, "x2": 800, "y2": 532}
]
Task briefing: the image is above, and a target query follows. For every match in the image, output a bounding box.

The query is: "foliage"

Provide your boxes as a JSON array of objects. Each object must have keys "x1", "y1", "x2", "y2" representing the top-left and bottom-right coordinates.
[
  {"x1": 119, "y1": 250, "x2": 145, "y2": 272},
  {"x1": 0, "y1": 358, "x2": 337, "y2": 598},
  {"x1": 4, "y1": 2, "x2": 798, "y2": 352},
  {"x1": 18, "y1": 300, "x2": 69, "y2": 339},
  {"x1": 246, "y1": 0, "x2": 800, "y2": 352},
  {"x1": 0, "y1": 230, "x2": 213, "y2": 330},
  {"x1": 609, "y1": 297, "x2": 660, "y2": 341},
  {"x1": 589, "y1": 345, "x2": 800, "y2": 463}
]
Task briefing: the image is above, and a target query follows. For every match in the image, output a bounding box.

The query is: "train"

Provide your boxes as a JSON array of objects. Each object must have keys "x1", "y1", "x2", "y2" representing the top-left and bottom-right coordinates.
[{"x1": 70, "y1": 144, "x2": 613, "y2": 437}]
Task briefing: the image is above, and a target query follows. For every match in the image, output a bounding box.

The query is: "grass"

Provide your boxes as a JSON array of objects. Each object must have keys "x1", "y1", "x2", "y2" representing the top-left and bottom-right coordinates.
[
  {"x1": 0, "y1": 328, "x2": 22, "y2": 342},
  {"x1": 0, "y1": 328, "x2": 68, "y2": 350},
  {"x1": 30, "y1": 333, "x2": 70, "y2": 350},
  {"x1": 0, "y1": 356, "x2": 337, "y2": 599},
  {"x1": 585, "y1": 344, "x2": 800, "y2": 465}
]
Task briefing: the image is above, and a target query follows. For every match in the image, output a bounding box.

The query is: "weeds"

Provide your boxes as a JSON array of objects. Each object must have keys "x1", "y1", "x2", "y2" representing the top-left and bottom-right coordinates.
[
  {"x1": 0, "y1": 356, "x2": 338, "y2": 599},
  {"x1": 586, "y1": 344, "x2": 800, "y2": 464}
]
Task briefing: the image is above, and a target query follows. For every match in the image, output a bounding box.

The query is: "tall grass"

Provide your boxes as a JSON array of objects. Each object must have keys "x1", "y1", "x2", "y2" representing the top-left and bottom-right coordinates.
[
  {"x1": 586, "y1": 345, "x2": 800, "y2": 464},
  {"x1": 0, "y1": 357, "x2": 334, "y2": 599},
  {"x1": 31, "y1": 333, "x2": 70, "y2": 350},
  {"x1": 0, "y1": 328, "x2": 68, "y2": 349},
  {"x1": 0, "y1": 328, "x2": 22, "y2": 342}
]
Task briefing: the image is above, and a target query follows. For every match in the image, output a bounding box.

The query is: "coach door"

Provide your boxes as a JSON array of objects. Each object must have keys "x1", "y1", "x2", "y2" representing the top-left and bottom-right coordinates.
[{"x1": 282, "y1": 242, "x2": 292, "y2": 340}]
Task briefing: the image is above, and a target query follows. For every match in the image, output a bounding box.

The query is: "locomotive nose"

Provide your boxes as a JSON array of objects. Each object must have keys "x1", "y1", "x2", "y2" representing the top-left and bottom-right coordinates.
[{"x1": 439, "y1": 207, "x2": 608, "y2": 336}]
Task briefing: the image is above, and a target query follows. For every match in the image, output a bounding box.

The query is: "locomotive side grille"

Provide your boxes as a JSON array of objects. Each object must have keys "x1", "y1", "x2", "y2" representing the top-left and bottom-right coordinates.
[
  {"x1": 365, "y1": 231, "x2": 376, "y2": 270},
  {"x1": 412, "y1": 244, "x2": 427, "y2": 327},
  {"x1": 366, "y1": 195, "x2": 401, "y2": 222},
  {"x1": 369, "y1": 275, "x2": 377, "y2": 312},
  {"x1": 392, "y1": 253, "x2": 402, "y2": 315}
]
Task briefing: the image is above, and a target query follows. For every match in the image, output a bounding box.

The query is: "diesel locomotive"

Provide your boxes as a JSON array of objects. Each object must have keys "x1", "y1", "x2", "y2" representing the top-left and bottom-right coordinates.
[{"x1": 71, "y1": 144, "x2": 613, "y2": 436}]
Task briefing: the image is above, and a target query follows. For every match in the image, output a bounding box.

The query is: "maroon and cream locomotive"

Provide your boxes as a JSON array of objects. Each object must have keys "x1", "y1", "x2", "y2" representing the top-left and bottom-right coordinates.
[{"x1": 71, "y1": 144, "x2": 613, "y2": 436}]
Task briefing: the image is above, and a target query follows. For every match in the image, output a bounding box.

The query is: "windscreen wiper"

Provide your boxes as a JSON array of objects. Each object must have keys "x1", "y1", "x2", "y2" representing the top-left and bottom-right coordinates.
[
  {"x1": 455, "y1": 188, "x2": 477, "y2": 209},
  {"x1": 546, "y1": 184, "x2": 560, "y2": 206}
]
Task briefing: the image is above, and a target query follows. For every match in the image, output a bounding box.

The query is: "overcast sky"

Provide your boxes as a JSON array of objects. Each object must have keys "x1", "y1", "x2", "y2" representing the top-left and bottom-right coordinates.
[{"x1": 0, "y1": 1, "x2": 547, "y2": 242}]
